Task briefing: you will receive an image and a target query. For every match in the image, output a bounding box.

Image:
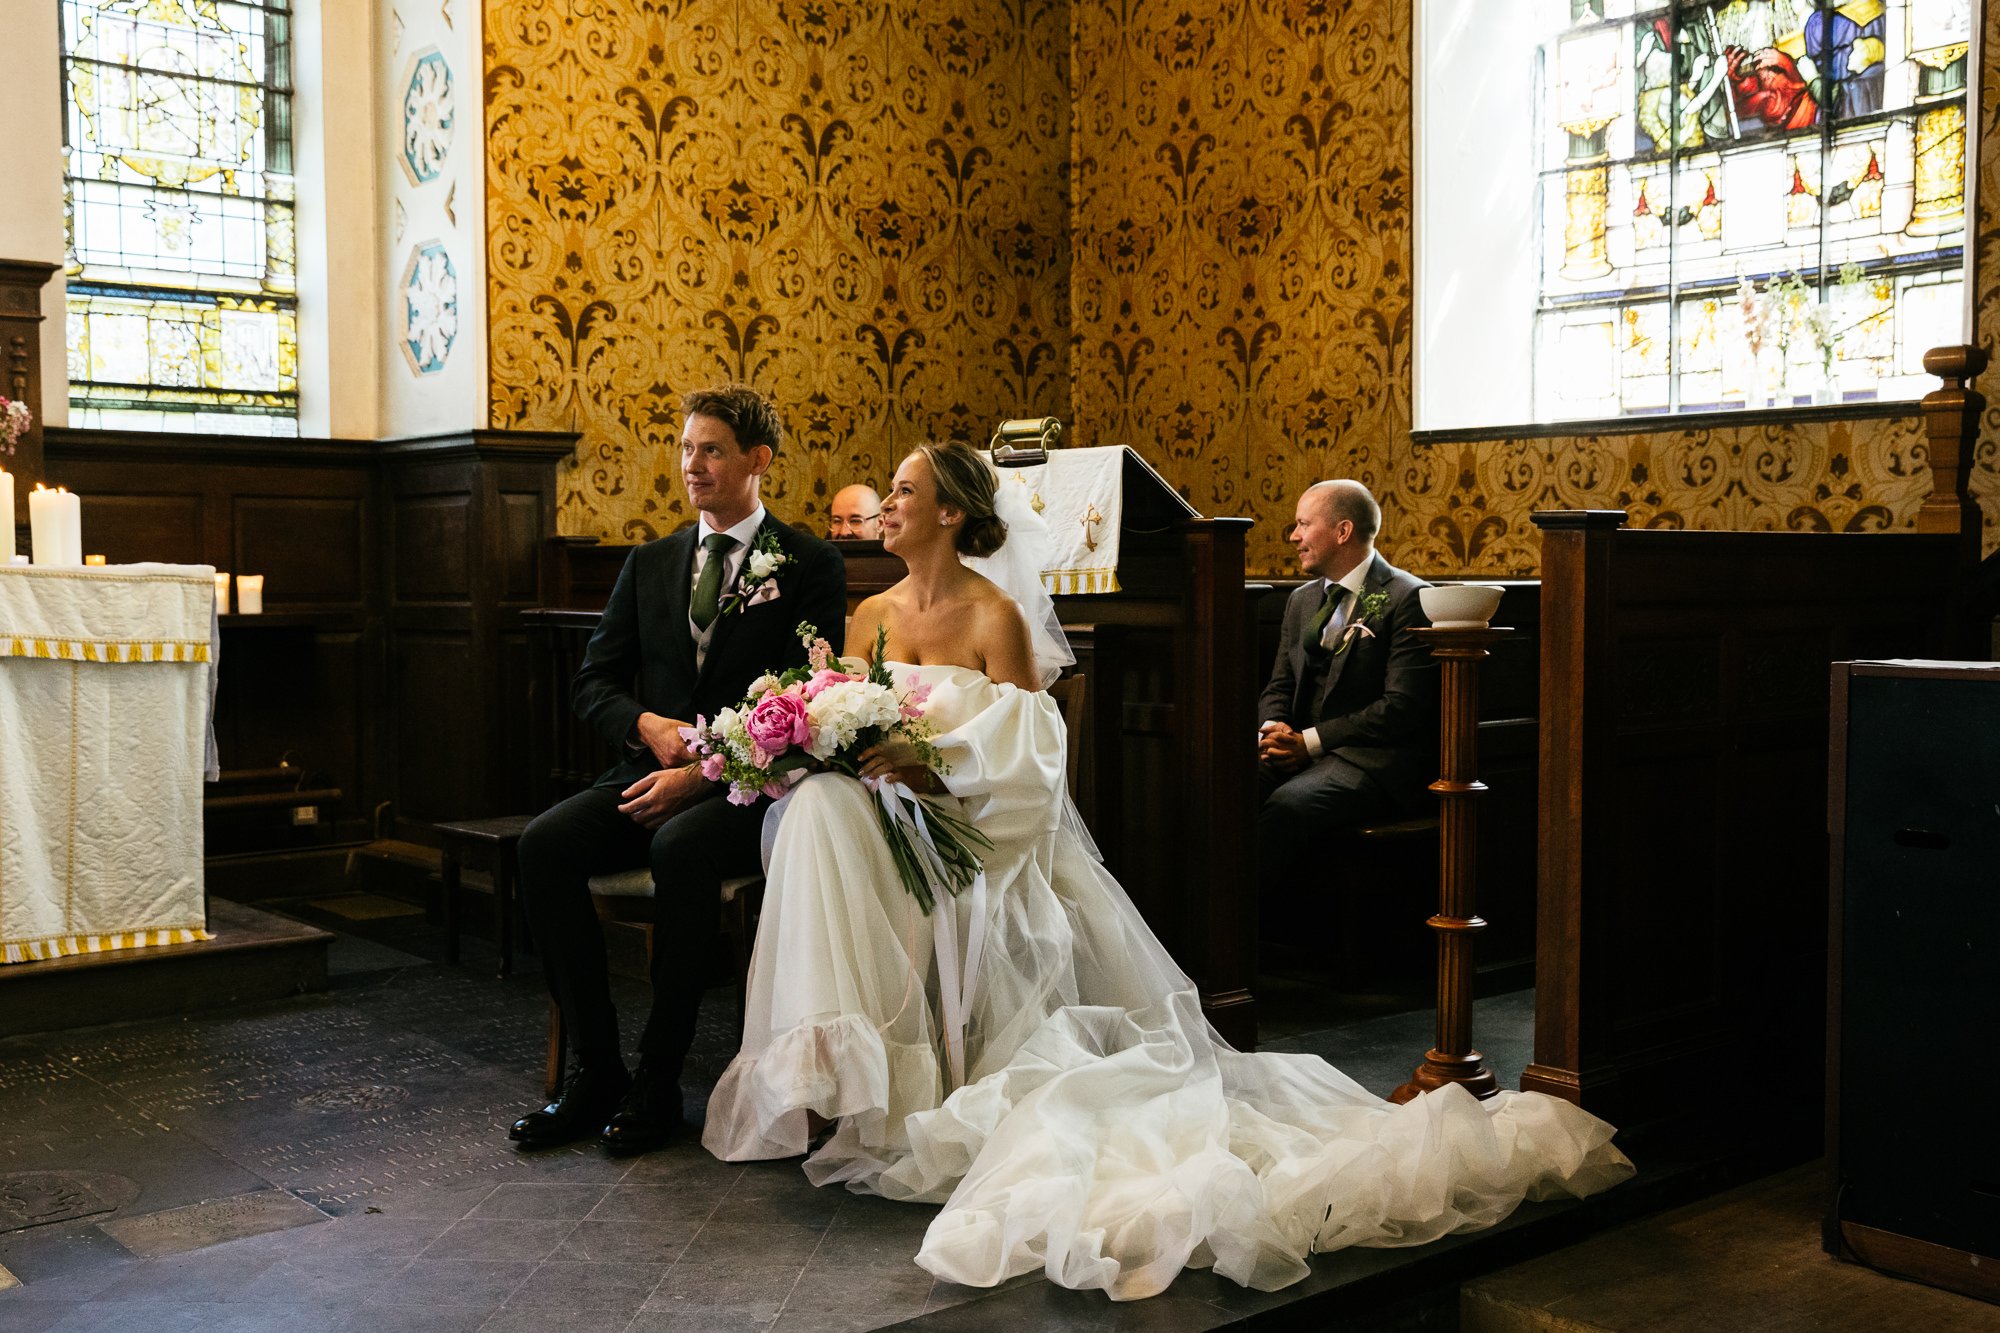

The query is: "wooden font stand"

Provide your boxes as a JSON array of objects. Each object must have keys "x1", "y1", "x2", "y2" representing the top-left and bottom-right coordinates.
[{"x1": 1392, "y1": 624, "x2": 1508, "y2": 1104}]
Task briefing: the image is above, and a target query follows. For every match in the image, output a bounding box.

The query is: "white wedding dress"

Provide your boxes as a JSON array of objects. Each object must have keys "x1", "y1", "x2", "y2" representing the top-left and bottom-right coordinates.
[{"x1": 701, "y1": 663, "x2": 1634, "y2": 1300}]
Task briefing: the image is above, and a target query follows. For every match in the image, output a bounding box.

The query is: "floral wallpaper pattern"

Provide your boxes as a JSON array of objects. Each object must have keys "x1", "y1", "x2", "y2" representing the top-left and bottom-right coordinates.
[
  {"x1": 484, "y1": 0, "x2": 1070, "y2": 541},
  {"x1": 1065, "y1": 0, "x2": 1999, "y2": 576},
  {"x1": 482, "y1": 0, "x2": 1997, "y2": 572}
]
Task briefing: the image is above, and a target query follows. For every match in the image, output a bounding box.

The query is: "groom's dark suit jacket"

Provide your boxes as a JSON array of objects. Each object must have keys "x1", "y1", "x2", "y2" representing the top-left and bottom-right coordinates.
[
  {"x1": 573, "y1": 514, "x2": 848, "y2": 791},
  {"x1": 1257, "y1": 552, "x2": 1437, "y2": 804}
]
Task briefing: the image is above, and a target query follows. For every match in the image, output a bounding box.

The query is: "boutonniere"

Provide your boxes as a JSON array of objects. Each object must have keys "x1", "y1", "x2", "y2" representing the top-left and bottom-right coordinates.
[
  {"x1": 1334, "y1": 590, "x2": 1393, "y2": 655},
  {"x1": 718, "y1": 527, "x2": 790, "y2": 616}
]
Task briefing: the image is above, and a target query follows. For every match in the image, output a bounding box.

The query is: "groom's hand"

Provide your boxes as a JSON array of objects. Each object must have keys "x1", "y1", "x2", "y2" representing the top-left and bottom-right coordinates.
[
  {"x1": 619, "y1": 764, "x2": 707, "y2": 828},
  {"x1": 633, "y1": 712, "x2": 693, "y2": 768}
]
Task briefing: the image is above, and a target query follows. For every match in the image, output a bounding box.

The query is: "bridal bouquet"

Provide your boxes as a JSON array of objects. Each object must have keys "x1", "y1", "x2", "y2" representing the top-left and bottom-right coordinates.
[{"x1": 680, "y1": 623, "x2": 991, "y2": 914}]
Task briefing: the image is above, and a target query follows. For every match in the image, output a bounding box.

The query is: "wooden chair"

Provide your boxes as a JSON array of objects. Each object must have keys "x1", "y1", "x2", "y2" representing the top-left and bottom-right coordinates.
[{"x1": 541, "y1": 672, "x2": 1089, "y2": 1097}]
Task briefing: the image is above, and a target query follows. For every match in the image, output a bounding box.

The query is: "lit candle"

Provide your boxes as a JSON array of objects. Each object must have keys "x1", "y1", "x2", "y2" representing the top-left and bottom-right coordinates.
[
  {"x1": 29, "y1": 485, "x2": 81, "y2": 567},
  {"x1": 84, "y1": 554, "x2": 107, "y2": 566},
  {"x1": 236, "y1": 574, "x2": 264, "y2": 615},
  {"x1": 0, "y1": 467, "x2": 12, "y2": 563},
  {"x1": 214, "y1": 571, "x2": 232, "y2": 615}
]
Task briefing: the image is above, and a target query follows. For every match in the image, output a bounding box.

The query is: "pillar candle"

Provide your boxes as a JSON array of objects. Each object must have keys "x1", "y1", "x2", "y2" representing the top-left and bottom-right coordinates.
[
  {"x1": 0, "y1": 468, "x2": 12, "y2": 563},
  {"x1": 84, "y1": 554, "x2": 107, "y2": 566},
  {"x1": 236, "y1": 574, "x2": 264, "y2": 615},
  {"x1": 214, "y1": 571, "x2": 232, "y2": 615},
  {"x1": 30, "y1": 485, "x2": 81, "y2": 567}
]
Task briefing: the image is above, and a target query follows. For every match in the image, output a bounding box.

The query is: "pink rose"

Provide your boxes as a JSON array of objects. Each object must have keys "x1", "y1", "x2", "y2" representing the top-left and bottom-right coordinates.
[
  {"x1": 744, "y1": 691, "x2": 811, "y2": 757},
  {"x1": 802, "y1": 668, "x2": 853, "y2": 699}
]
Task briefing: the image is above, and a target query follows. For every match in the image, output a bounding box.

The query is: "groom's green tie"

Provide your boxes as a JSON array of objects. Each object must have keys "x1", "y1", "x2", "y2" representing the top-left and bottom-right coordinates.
[
  {"x1": 1306, "y1": 583, "x2": 1345, "y2": 652},
  {"x1": 691, "y1": 532, "x2": 736, "y2": 631}
]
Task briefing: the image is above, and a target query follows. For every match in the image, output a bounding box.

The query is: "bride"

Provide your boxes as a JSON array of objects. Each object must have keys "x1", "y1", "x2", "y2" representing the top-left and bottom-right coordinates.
[{"x1": 701, "y1": 441, "x2": 1632, "y2": 1300}]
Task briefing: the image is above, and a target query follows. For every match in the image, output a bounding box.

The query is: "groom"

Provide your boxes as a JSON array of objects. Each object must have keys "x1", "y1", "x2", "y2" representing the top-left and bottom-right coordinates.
[{"x1": 512, "y1": 385, "x2": 847, "y2": 1153}]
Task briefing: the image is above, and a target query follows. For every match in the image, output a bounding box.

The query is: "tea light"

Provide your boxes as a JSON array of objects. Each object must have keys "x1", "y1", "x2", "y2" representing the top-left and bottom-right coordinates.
[
  {"x1": 84, "y1": 554, "x2": 107, "y2": 566},
  {"x1": 236, "y1": 574, "x2": 264, "y2": 615},
  {"x1": 214, "y1": 571, "x2": 232, "y2": 615},
  {"x1": 29, "y1": 484, "x2": 82, "y2": 567}
]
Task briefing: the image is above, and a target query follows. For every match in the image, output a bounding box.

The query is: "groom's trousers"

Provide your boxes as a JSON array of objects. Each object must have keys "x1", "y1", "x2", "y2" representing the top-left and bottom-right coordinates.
[{"x1": 518, "y1": 786, "x2": 765, "y2": 1078}]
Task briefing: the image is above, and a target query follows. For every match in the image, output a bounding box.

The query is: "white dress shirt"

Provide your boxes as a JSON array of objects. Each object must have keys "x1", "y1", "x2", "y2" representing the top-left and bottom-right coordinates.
[{"x1": 690, "y1": 503, "x2": 768, "y2": 669}]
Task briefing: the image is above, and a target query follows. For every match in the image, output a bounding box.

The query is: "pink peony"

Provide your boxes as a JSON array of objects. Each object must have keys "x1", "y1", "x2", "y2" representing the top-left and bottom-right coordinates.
[
  {"x1": 802, "y1": 668, "x2": 854, "y2": 700},
  {"x1": 744, "y1": 691, "x2": 811, "y2": 757}
]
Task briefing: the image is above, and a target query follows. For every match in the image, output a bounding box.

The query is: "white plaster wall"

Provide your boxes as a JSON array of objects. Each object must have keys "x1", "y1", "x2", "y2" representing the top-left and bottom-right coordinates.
[
  {"x1": 0, "y1": 3, "x2": 71, "y2": 429},
  {"x1": 296, "y1": 0, "x2": 383, "y2": 439},
  {"x1": 1415, "y1": 0, "x2": 1540, "y2": 431},
  {"x1": 377, "y1": 0, "x2": 488, "y2": 437}
]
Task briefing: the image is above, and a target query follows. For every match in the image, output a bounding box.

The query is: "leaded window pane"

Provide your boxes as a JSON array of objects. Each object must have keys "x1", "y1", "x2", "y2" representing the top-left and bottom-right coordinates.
[
  {"x1": 1534, "y1": 0, "x2": 1969, "y2": 416},
  {"x1": 61, "y1": 0, "x2": 298, "y2": 434}
]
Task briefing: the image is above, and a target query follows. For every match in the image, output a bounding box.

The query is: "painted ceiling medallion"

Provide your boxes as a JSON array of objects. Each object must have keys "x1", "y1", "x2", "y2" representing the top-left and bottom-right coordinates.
[
  {"x1": 398, "y1": 48, "x2": 454, "y2": 186},
  {"x1": 399, "y1": 241, "x2": 459, "y2": 375}
]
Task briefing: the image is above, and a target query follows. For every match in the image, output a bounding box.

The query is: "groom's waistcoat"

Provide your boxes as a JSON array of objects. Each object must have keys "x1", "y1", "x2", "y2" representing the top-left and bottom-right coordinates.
[{"x1": 571, "y1": 515, "x2": 849, "y2": 790}]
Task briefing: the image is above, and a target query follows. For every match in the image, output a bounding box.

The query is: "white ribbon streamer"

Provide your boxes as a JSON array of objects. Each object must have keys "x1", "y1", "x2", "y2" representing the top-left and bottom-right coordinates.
[{"x1": 870, "y1": 778, "x2": 989, "y2": 1089}]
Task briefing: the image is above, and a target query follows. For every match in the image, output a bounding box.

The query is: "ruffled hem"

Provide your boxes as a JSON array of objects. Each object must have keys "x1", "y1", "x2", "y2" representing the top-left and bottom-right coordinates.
[
  {"x1": 701, "y1": 1013, "x2": 942, "y2": 1164},
  {"x1": 907, "y1": 991, "x2": 1635, "y2": 1301}
]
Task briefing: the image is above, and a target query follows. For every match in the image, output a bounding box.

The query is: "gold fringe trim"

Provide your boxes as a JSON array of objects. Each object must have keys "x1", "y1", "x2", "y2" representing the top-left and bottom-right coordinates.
[
  {"x1": 1041, "y1": 568, "x2": 1121, "y2": 595},
  {"x1": 2, "y1": 927, "x2": 214, "y2": 965},
  {"x1": 0, "y1": 638, "x2": 209, "y2": 664}
]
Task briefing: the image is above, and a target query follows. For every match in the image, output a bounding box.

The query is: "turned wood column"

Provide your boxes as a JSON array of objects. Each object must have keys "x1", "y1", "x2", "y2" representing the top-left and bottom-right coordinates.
[
  {"x1": 1915, "y1": 344, "x2": 1986, "y2": 552},
  {"x1": 1392, "y1": 624, "x2": 1508, "y2": 1105}
]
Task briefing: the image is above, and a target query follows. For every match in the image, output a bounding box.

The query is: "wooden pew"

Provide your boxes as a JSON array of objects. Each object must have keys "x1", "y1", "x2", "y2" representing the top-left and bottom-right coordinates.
[
  {"x1": 1252, "y1": 579, "x2": 1542, "y2": 996},
  {"x1": 1522, "y1": 511, "x2": 1975, "y2": 1126}
]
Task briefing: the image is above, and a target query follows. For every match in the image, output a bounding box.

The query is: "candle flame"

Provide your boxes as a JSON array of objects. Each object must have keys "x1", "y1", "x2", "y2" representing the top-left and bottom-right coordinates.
[{"x1": 34, "y1": 482, "x2": 46, "y2": 491}]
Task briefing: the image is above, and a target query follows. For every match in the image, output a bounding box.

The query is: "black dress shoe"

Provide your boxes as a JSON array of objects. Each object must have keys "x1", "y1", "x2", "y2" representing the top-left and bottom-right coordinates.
[
  {"x1": 599, "y1": 1072, "x2": 684, "y2": 1156},
  {"x1": 509, "y1": 1064, "x2": 631, "y2": 1148}
]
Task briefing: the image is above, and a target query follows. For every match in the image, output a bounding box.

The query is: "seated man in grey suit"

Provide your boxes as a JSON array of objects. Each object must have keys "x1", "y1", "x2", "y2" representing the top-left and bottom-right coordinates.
[{"x1": 1257, "y1": 480, "x2": 1437, "y2": 895}]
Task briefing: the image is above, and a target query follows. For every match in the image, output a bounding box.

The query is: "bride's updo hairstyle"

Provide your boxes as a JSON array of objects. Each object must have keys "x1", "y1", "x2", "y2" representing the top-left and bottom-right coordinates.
[{"x1": 913, "y1": 441, "x2": 1007, "y2": 558}]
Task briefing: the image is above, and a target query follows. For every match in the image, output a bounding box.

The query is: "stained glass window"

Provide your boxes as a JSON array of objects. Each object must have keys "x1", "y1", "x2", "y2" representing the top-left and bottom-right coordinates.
[
  {"x1": 61, "y1": 0, "x2": 298, "y2": 435},
  {"x1": 1535, "y1": 0, "x2": 1970, "y2": 419}
]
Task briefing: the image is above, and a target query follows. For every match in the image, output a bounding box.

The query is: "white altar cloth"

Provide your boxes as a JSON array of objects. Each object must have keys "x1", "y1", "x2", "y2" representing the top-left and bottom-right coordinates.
[{"x1": 0, "y1": 564, "x2": 217, "y2": 962}]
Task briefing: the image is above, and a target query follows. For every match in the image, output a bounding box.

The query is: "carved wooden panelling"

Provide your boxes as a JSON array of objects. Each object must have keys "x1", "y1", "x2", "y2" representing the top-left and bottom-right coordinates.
[
  {"x1": 500, "y1": 491, "x2": 542, "y2": 601},
  {"x1": 234, "y1": 497, "x2": 367, "y2": 605},
  {"x1": 394, "y1": 494, "x2": 471, "y2": 602},
  {"x1": 483, "y1": 0, "x2": 1071, "y2": 543},
  {"x1": 76, "y1": 495, "x2": 204, "y2": 566},
  {"x1": 395, "y1": 632, "x2": 474, "y2": 817}
]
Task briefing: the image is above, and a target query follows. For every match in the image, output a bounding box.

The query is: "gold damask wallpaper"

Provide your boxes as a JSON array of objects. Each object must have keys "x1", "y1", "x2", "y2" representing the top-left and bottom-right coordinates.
[
  {"x1": 484, "y1": 0, "x2": 1997, "y2": 572},
  {"x1": 484, "y1": 0, "x2": 1070, "y2": 540},
  {"x1": 1066, "y1": 0, "x2": 2000, "y2": 576}
]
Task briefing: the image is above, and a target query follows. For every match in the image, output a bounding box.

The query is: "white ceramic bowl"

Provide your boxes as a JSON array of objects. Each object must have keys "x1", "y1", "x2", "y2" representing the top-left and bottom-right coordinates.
[{"x1": 1418, "y1": 584, "x2": 1504, "y2": 629}]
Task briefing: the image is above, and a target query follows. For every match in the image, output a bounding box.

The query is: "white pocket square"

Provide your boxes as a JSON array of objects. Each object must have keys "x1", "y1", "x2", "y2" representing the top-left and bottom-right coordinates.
[{"x1": 746, "y1": 582, "x2": 783, "y2": 608}]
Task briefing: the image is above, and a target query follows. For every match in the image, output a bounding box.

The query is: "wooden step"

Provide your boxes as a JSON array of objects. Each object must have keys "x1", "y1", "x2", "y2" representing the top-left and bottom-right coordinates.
[{"x1": 0, "y1": 900, "x2": 331, "y2": 1038}]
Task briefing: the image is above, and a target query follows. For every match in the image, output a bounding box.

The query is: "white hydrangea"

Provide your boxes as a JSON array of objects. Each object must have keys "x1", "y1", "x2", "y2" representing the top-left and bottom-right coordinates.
[
  {"x1": 803, "y1": 680, "x2": 901, "y2": 760},
  {"x1": 709, "y1": 707, "x2": 755, "y2": 764}
]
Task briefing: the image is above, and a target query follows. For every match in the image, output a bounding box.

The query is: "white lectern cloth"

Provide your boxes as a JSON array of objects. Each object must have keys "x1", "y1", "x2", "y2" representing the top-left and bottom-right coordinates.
[{"x1": 0, "y1": 564, "x2": 217, "y2": 962}]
